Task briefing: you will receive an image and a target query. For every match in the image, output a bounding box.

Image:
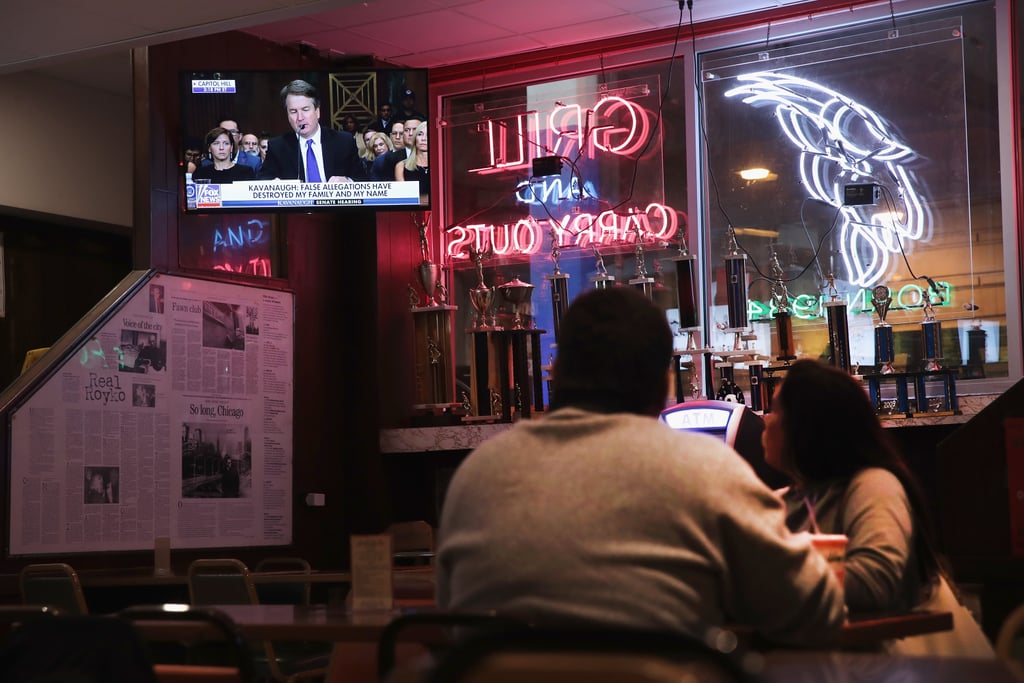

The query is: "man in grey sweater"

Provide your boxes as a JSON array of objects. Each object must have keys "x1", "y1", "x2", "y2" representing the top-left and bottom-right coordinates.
[{"x1": 436, "y1": 286, "x2": 846, "y2": 647}]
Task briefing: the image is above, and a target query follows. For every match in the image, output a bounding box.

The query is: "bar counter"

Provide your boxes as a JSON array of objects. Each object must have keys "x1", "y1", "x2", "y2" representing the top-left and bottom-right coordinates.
[{"x1": 380, "y1": 393, "x2": 999, "y2": 453}]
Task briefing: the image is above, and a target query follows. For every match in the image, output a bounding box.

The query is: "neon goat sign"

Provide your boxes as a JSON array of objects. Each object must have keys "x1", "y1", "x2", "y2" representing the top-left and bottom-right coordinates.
[
  {"x1": 447, "y1": 89, "x2": 678, "y2": 259},
  {"x1": 723, "y1": 72, "x2": 931, "y2": 288}
]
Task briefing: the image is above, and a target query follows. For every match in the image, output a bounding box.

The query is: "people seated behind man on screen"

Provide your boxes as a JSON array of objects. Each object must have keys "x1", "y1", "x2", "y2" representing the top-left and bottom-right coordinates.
[
  {"x1": 183, "y1": 141, "x2": 202, "y2": 175},
  {"x1": 397, "y1": 88, "x2": 427, "y2": 122},
  {"x1": 198, "y1": 118, "x2": 262, "y2": 174},
  {"x1": 395, "y1": 121, "x2": 428, "y2": 199},
  {"x1": 340, "y1": 114, "x2": 360, "y2": 137},
  {"x1": 364, "y1": 131, "x2": 395, "y2": 181},
  {"x1": 436, "y1": 287, "x2": 846, "y2": 647},
  {"x1": 377, "y1": 117, "x2": 421, "y2": 181},
  {"x1": 259, "y1": 79, "x2": 366, "y2": 183},
  {"x1": 372, "y1": 121, "x2": 406, "y2": 180},
  {"x1": 367, "y1": 100, "x2": 394, "y2": 133},
  {"x1": 258, "y1": 131, "x2": 271, "y2": 162},
  {"x1": 241, "y1": 132, "x2": 261, "y2": 159},
  {"x1": 190, "y1": 127, "x2": 258, "y2": 184},
  {"x1": 388, "y1": 121, "x2": 405, "y2": 154},
  {"x1": 763, "y1": 359, "x2": 995, "y2": 657}
]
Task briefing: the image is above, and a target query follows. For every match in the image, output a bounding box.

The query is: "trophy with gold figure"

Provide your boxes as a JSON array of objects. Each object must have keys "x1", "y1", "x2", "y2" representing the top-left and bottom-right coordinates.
[
  {"x1": 467, "y1": 243, "x2": 497, "y2": 331},
  {"x1": 408, "y1": 213, "x2": 457, "y2": 411}
]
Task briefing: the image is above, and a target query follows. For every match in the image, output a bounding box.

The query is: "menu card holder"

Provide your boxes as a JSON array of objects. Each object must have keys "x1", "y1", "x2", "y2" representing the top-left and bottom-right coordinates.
[{"x1": 349, "y1": 534, "x2": 394, "y2": 611}]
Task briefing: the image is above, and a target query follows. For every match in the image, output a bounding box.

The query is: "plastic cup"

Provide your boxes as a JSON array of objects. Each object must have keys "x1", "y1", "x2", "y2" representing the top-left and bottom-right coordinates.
[{"x1": 808, "y1": 533, "x2": 847, "y2": 584}]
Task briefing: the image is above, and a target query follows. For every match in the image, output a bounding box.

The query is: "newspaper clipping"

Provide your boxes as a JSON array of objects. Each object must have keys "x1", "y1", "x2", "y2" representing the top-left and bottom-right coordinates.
[{"x1": 9, "y1": 274, "x2": 294, "y2": 554}]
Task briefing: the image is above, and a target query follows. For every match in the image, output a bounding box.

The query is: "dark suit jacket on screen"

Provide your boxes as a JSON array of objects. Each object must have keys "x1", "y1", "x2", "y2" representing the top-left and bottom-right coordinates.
[{"x1": 258, "y1": 127, "x2": 366, "y2": 181}]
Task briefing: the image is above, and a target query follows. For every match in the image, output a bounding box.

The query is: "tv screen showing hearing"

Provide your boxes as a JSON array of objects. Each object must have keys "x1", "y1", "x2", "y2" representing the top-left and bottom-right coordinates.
[{"x1": 180, "y1": 68, "x2": 430, "y2": 213}]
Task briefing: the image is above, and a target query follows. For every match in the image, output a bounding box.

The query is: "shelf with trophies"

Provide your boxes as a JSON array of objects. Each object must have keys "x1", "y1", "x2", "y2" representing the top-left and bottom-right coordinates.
[
  {"x1": 408, "y1": 215, "x2": 460, "y2": 417},
  {"x1": 861, "y1": 283, "x2": 959, "y2": 419},
  {"x1": 463, "y1": 244, "x2": 546, "y2": 423}
]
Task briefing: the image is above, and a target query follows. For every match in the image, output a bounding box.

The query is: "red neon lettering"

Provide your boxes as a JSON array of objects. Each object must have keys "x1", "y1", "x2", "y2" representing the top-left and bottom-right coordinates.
[
  {"x1": 212, "y1": 257, "x2": 272, "y2": 276},
  {"x1": 591, "y1": 96, "x2": 648, "y2": 156},
  {"x1": 444, "y1": 203, "x2": 680, "y2": 259},
  {"x1": 548, "y1": 104, "x2": 584, "y2": 160},
  {"x1": 470, "y1": 97, "x2": 652, "y2": 175}
]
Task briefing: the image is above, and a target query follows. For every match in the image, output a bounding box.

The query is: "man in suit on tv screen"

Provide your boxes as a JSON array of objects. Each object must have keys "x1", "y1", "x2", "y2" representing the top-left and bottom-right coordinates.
[{"x1": 259, "y1": 79, "x2": 366, "y2": 183}]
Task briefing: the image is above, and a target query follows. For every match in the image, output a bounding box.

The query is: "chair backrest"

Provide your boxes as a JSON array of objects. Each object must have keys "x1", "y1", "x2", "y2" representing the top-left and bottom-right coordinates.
[
  {"x1": 0, "y1": 614, "x2": 157, "y2": 682},
  {"x1": 0, "y1": 605, "x2": 61, "y2": 640},
  {"x1": 188, "y1": 559, "x2": 259, "y2": 606},
  {"x1": 19, "y1": 562, "x2": 89, "y2": 615},
  {"x1": 389, "y1": 521, "x2": 435, "y2": 567},
  {"x1": 389, "y1": 521, "x2": 435, "y2": 552},
  {"x1": 997, "y1": 602, "x2": 1024, "y2": 660},
  {"x1": 186, "y1": 559, "x2": 329, "y2": 682},
  {"x1": 119, "y1": 605, "x2": 257, "y2": 683},
  {"x1": 377, "y1": 612, "x2": 531, "y2": 683},
  {"x1": 421, "y1": 627, "x2": 752, "y2": 683},
  {"x1": 254, "y1": 556, "x2": 312, "y2": 605}
]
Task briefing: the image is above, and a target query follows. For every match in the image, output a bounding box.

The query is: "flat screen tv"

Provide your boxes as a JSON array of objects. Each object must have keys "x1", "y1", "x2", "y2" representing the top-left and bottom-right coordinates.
[{"x1": 180, "y1": 68, "x2": 430, "y2": 213}]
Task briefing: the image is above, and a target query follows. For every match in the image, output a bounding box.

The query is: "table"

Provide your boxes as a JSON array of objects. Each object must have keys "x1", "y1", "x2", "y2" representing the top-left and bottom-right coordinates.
[
  {"x1": 130, "y1": 604, "x2": 434, "y2": 643},
  {"x1": 76, "y1": 568, "x2": 358, "y2": 588},
  {"x1": 840, "y1": 609, "x2": 953, "y2": 649},
  {"x1": 130, "y1": 604, "x2": 953, "y2": 649},
  {"x1": 755, "y1": 650, "x2": 1019, "y2": 682}
]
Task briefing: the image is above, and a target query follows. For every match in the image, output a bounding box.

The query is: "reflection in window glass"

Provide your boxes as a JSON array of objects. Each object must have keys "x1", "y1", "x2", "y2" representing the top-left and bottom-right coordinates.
[
  {"x1": 699, "y1": 2, "x2": 1004, "y2": 378},
  {"x1": 442, "y1": 61, "x2": 689, "y2": 405}
]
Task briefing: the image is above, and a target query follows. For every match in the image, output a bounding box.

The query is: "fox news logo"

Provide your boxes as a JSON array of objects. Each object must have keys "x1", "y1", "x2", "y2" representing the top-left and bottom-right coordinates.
[{"x1": 196, "y1": 184, "x2": 222, "y2": 207}]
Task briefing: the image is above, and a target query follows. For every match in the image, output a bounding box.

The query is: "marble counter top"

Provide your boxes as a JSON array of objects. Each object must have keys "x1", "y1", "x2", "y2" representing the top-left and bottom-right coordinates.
[{"x1": 380, "y1": 393, "x2": 1000, "y2": 454}]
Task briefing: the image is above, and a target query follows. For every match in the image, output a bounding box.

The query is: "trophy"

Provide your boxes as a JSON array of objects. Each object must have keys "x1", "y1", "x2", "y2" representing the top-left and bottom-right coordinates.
[
  {"x1": 498, "y1": 276, "x2": 535, "y2": 330},
  {"x1": 467, "y1": 244, "x2": 497, "y2": 330},
  {"x1": 871, "y1": 284, "x2": 895, "y2": 374},
  {"x1": 823, "y1": 274, "x2": 852, "y2": 373},
  {"x1": 670, "y1": 232, "x2": 701, "y2": 351},
  {"x1": 413, "y1": 214, "x2": 443, "y2": 308},
  {"x1": 590, "y1": 246, "x2": 616, "y2": 289},
  {"x1": 544, "y1": 229, "x2": 570, "y2": 343},
  {"x1": 628, "y1": 224, "x2": 655, "y2": 299},
  {"x1": 768, "y1": 247, "x2": 796, "y2": 362},
  {"x1": 723, "y1": 228, "x2": 751, "y2": 351},
  {"x1": 408, "y1": 213, "x2": 457, "y2": 410},
  {"x1": 921, "y1": 299, "x2": 943, "y2": 372}
]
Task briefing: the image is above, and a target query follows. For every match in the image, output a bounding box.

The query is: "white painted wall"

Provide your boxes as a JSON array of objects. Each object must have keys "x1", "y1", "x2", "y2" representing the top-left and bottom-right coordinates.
[{"x1": 0, "y1": 58, "x2": 132, "y2": 227}]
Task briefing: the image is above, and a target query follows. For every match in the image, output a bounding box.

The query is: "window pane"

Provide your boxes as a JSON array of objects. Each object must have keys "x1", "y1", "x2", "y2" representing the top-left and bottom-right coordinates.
[
  {"x1": 699, "y1": 2, "x2": 1004, "y2": 378},
  {"x1": 441, "y1": 61, "x2": 689, "y2": 406}
]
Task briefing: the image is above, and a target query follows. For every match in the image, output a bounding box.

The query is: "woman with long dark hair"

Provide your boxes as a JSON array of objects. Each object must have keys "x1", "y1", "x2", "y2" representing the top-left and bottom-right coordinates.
[{"x1": 763, "y1": 359, "x2": 993, "y2": 657}]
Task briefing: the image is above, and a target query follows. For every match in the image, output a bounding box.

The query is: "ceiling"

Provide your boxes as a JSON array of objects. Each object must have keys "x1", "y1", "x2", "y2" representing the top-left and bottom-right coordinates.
[{"x1": 4, "y1": 0, "x2": 820, "y2": 94}]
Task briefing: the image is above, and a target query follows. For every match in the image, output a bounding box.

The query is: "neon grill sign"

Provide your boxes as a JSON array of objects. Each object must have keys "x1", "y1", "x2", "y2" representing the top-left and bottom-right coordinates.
[{"x1": 445, "y1": 89, "x2": 679, "y2": 259}]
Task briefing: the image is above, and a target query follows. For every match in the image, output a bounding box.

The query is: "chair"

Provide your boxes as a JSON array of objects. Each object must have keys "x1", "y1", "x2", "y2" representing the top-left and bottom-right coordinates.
[
  {"x1": 187, "y1": 558, "x2": 329, "y2": 683},
  {"x1": 996, "y1": 602, "x2": 1024, "y2": 661},
  {"x1": 254, "y1": 557, "x2": 312, "y2": 606},
  {"x1": 388, "y1": 521, "x2": 435, "y2": 567},
  {"x1": 0, "y1": 605, "x2": 60, "y2": 640},
  {"x1": 0, "y1": 614, "x2": 157, "y2": 682},
  {"x1": 19, "y1": 562, "x2": 89, "y2": 615},
  {"x1": 120, "y1": 605, "x2": 257, "y2": 683},
  {"x1": 421, "y1": 627, "x2": 753, "y2": 683},
  {"x1": 377, "y1": 612, "x2": 531, "y2": 683}
]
